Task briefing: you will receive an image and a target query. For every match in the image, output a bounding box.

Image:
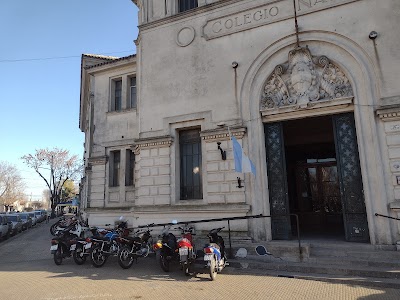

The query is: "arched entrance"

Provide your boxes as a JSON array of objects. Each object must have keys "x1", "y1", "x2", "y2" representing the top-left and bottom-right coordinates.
[{"x1": 260, "y1": 46, "x2": 369, "y2": 242}]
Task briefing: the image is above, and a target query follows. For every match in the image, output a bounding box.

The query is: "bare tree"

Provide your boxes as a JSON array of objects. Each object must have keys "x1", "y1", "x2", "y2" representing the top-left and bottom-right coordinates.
[
  {"x1": 21, "y1": 148, "x2": 83, "y2": 217},
  {"x1": 0, "y1": 162, "x2": 25, "y2": 210}
]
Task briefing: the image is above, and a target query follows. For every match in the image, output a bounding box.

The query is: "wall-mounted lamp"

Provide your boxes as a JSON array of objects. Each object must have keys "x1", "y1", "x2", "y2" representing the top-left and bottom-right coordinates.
[
  {"x1": 237, "y1": 177, "x2": 243, "y2": 188},
  {"x1": 217, "y1": 142, "x2": 227, "y2": 160}
]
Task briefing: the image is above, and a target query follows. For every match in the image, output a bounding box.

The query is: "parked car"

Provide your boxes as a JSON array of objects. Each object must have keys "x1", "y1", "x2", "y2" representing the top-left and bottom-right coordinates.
[
  {"x1": 7, "y1": 214, "x2": 23, "y2": 235},
  {"x1": 1, "y1": 215, "x2": 13, "y2": 236},
  {"x1": 0, "y1": 215, "x2": 10, "y2": 240},
  {"x1": 18, "y1": 213, "x2": 33, "y2": 230},
  {"x1": 34, "y1": 211, "x2": 44, "y2": 223},
  {"x1": 28, "y1": 212, "x2": 37, "y2": 226}
]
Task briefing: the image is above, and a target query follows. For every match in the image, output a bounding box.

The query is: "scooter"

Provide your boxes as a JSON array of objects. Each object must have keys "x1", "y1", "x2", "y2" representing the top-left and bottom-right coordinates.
[
  {"x1": 176, "y1": 224, "x2": 196, "y2": 276},
  {"x1": 203, "y1": 227, "x2": 228, "y2": 281}
]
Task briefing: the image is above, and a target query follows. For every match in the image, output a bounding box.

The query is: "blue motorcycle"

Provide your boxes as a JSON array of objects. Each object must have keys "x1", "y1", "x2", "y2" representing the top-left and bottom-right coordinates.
[
  {"x1": 89, "y1": 221, "x2": 128, "y2": 268},
  {"x1": 203, "y1": 227, "x2": 227, "y2": 280}
]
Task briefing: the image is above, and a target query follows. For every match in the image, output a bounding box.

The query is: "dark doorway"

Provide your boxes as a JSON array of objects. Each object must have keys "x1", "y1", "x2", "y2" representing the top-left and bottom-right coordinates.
[{"x1": 284, "y1": 116, "x2": 345, "y2": 239}]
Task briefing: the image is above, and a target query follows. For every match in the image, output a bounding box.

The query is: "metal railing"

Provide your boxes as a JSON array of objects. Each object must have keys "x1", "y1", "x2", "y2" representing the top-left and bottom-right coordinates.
[
  {"x1": 136, "y1": 213, "x2": 302, "y2": 260},
  {"x1": 375, "y1": 213, "x2": 400, "y2": 221}
]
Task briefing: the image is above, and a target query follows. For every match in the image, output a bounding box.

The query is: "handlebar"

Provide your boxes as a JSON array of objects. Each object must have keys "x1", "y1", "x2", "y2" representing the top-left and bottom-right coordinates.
[{"x1": 209, "y1": 227, "x2": 224, "y2": 235}]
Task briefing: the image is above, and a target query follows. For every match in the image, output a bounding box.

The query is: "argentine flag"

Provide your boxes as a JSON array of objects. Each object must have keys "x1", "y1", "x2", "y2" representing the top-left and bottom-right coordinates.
[{"x1": 232, "y1": 135, "x2": 256, "y2": 176}]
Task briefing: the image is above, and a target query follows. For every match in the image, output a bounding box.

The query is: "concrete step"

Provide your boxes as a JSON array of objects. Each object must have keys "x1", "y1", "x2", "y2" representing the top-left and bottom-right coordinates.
[
  {"x1": 230, "y1": 258, "x2": 400, "y2": 279},
  {"x1": 307, "y1": 256, "x2": 400, "y2": 269}
]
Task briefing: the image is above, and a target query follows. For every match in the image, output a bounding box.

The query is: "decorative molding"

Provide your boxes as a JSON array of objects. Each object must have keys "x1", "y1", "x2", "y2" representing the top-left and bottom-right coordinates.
[
  {"x1": 261, "y1": 97, "x2": 353, "y2": 122},
  {"x1": 200, "y1": 126, "x2": 246, "y2": 141},
  {"x1": 134, "y1": 135, "x2": 173, "y2": 154},
  {"x1": 260, "y1": 46, "x2": 353, "y2": 117},
  {"x1": 88, "y1": 155, "x2": 108, "y2": 166},
  {"x1": 202, "y1": 0, "x2": 360, "y2": 40},
  {"x1": 176, "y1": 26, "x2": 196, "y2": 47},
  {"x1": 376, "y1": 105, "x2": 400, "y2": 121}
]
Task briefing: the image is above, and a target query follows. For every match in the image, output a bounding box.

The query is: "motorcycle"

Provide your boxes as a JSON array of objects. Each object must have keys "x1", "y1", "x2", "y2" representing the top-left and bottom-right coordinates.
[
  {"x1": 50, "y1": 222, "x2": 96, "y2": 265},
  {"x1": 69, "y1": 227, "x2": 99, "y2": 265},
  {"x1": 116, "y1": 225, "x2": 153, "y2": 269},
  {"x1": 176, "y1": 224, "x2": 196, "y2": 276},
  {"x1": 50, "y1": 216, "x2": 75, "y2": 236},
  {"x1": 90, "y1": 221, "x2": 129, "y2": 268},
  {"x1": 50, "y1": 223, "x2": 80, "y2": 265},
  {"x1": 154, "y1": 224, "x2": 178, "y2": 272},
  {"x1": 203, "y1": 227, "x2": 228, "y2": 281}
]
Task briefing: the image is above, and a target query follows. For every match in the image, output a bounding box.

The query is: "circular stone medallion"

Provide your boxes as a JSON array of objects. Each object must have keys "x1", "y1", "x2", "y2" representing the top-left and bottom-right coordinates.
[{"x1": 176, "y1": 26, "x2": 195, "y2": 47}]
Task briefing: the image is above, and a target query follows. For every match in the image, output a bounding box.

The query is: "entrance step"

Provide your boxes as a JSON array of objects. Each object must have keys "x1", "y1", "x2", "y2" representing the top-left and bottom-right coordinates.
[
  {"x1": 222, "y1": 239, "x2": 400, "y2": 286},
  {"x1": 230, "y1": 258, "x2": 400, "y2": 280}
]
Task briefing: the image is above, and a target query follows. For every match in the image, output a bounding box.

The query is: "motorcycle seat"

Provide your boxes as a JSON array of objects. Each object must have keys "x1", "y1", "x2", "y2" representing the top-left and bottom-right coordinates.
[{"x1": 90, "y1": 236, "x2": 110, "y2": 242}]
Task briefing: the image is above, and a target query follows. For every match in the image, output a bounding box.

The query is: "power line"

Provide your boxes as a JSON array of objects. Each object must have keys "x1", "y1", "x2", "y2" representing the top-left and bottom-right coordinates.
[{"x1": 0, "y1": 50, "x2": 134, "y2": 63}]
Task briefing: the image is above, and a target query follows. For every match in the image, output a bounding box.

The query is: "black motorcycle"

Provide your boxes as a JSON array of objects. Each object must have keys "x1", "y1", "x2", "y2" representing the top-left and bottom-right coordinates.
[
  {"x1": 50, "y1": 224, "x2": 79, "y2": 265},
  {"x1": 117, "y1": 225, "x2": 153, "y2": 269},
  {"x1": 156, "y1": 225, "x2": 178, "y2": 272}
]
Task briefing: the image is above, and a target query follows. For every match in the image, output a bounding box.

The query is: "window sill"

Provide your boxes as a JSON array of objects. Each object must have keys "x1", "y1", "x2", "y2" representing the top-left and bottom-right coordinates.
[{"x1": 107, "y1": 108, "x2": 137, "y2": 115}]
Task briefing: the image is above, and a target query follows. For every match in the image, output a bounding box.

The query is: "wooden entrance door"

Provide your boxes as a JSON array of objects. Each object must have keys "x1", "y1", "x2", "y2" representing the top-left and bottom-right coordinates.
[{"x1": 294, "y1": 161, "x2": 343, "y2": 234}]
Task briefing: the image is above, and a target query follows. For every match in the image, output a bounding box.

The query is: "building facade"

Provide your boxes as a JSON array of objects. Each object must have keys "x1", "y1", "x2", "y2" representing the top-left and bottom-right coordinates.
[{"x1": 79, "y1": 0, "x2": 400, "y2": 246}]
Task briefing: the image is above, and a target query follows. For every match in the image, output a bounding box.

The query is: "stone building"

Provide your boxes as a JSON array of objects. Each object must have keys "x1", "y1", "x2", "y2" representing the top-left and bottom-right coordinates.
[{"x1": 79, "y1": 0, "x2": 400, "y2": 247}]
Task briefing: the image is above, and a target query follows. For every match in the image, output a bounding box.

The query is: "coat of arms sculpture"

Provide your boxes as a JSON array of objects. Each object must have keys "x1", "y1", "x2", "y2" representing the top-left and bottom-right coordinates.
[{"x1": 261, "y1": 46, "x2": 353, "y2": 110}]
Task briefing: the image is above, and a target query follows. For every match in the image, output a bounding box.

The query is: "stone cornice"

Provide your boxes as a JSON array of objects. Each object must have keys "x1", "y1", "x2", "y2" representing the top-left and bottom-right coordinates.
[
  {"x1": 133, "y1": 135, "x2": 173, "y2": 153},
  {"x1": 200, "y1": 126, "x2": 246, "y2": 141},
  {"x1": 133, "y1": 203, "x2": 251, "y2": 213},
  {"x1": 88, "y1": 155, "x2": 108, "y2": 166},
  {"x1": 376, "y1": 104, "x2": 400, "y2": 121},
  {"x1": 138, "y1": 0, "x2": 236, "y2": 32}
]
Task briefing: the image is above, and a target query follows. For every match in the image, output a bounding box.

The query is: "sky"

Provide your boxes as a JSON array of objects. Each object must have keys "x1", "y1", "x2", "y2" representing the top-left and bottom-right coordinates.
[{"x1": 0, "y1": 0, "x2": 139, "y2": 200}]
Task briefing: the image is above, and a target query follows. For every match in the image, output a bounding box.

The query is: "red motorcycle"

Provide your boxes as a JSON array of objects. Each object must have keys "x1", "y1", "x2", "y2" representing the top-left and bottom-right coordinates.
[{"x1": 176, "y1": 224, "x2": 196, "y2": 276}]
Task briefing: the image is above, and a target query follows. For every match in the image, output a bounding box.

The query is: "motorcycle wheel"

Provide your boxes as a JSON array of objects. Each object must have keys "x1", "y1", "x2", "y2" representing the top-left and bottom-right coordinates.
[
  {"x1": 160, "y1": 254, "x2": 170, "y2": 272},
  {"x1": 53, "y1": 245, "x2": 63, "y2": 265},
  {"x1": 118, "y1": 246, "x2": 134, "y2": 269},
  {"x1": 209, "y1": 256, "x2": 217, "y2": 281},
  {"x1": 183, "y1": 262, "x2": 190, "y2": 276},
  {"x1": 91, "y1": 245, "x2": 108, "y2": 268},
  {"x1": 73, "y1": 244, "x2": 87, "y2": 265},
  {"x1": 141, "y1": 244, "x2": 150, "y2": 258}
]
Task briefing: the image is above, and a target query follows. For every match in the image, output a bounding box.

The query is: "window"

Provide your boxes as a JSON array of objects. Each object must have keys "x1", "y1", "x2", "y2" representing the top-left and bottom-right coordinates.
[
  {"x1": 129, "y1": 77, "x2": 137, "y2": 109},
  {"x1": 180, "y1": 129, "x2": 202, "y2": 200},
  {"x1": 125, "y1": 149, "x2": 135, "y2": 186},
  {"x1": 179, "y1": 0, "x2": 198, "y2": 12},
  {"x1": 112, "y1": 79, "x2": 122, "y2": 111},
  {"x1": 110, "y1": 150, "x2": 120, "y2": 187}
]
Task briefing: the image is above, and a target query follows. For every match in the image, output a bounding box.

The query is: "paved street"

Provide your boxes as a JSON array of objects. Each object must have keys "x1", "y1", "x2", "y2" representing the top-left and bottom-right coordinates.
[{"x1": 0, "y1": 221, "x2": 400, "y2": 300}]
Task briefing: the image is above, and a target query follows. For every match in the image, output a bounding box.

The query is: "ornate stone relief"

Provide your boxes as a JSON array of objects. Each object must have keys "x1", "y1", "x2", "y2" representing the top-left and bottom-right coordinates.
[
  {"x1": 133, "y1": 136, "x2": 173, "y2": 155},
  {"x1": 200, "y1": 126, "x2": 246, "y2": 142},
  {"x1": 260, "y1": 46, "x2": 353, "y2": 113}
]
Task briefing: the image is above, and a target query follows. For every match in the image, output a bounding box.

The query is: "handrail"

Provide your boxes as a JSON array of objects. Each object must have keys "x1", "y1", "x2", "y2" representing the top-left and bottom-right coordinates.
[
  {"x1": 375, "y1": 213, "x2": 400, "y2": 221},
  {"x1": 136, "y1": 213, "x2": 302, "y2": 261}
]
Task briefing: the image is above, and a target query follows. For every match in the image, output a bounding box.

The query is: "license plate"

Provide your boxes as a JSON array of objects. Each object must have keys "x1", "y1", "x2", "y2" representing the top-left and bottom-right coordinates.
[
  {"x1": 204, "y1": 254, "x2": 213, "y2": 261},
  {"x1": 179, "y1": 248, "x2": 188, "y2": 256},
  {"x1": 70, "y1": 244, "x2": 76, "y2": 251},
  {"x1": 50, "y1": 245, "x2": 58, "y2": 251},
  {"x1": 84, "y1": 242, "x2": 92, "y2": 249}
]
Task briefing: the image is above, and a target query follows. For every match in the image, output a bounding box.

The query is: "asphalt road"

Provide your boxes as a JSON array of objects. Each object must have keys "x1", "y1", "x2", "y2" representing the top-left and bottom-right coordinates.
[{"x1": 0, "y1": 219, "x2": 400, "y2": 300}]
